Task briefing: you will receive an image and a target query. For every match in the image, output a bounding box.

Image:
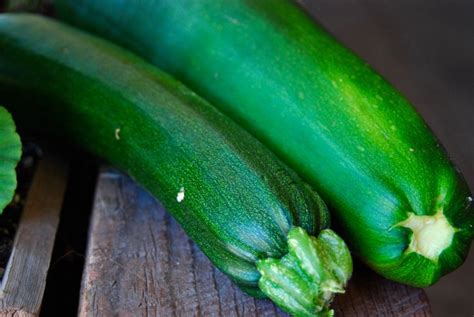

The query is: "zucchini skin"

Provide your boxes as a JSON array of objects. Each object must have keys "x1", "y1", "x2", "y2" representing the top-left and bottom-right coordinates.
[
  {"x1": 55, "y1": 0, "x2": 474, "y2": 286},
  {"x1": 0, "y1": 14, "x2": 332, "y2": 297}
]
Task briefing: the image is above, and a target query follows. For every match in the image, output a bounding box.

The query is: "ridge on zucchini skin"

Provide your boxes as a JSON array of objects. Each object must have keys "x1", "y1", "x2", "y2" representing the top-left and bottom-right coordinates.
[
  {"x1": 0, "y1": 14, "x2": 352, "y2": 315},
  {"x1": 54, "y1": 0, "x2": 474, "y2": 287}
]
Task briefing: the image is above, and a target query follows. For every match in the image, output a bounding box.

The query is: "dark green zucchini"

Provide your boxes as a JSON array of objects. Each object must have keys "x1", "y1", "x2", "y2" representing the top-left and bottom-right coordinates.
[
  {"x1": 55, "y1": 0, "x2": 474, "y2": 287},
  {"x1": 0, "y1": 14, "x2": 352, "y2": 316},
  {"x1": 0, "y1": 106, "x2": 21, "y2": 213}
]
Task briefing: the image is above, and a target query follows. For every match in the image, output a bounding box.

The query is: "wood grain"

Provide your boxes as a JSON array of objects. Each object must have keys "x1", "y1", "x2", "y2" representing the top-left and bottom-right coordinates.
[
  {"x1": 79, "y1": 168, "x2": 430, "y2": 317},
  {"x1": 0, "y1": 154, "x2": 69, "y2": 316}
]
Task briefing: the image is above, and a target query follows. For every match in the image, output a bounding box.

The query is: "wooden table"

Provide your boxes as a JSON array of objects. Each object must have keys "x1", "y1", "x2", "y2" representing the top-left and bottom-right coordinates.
[
  {"x1": 77, "y1": 168, "x2": 430, "y2": 317},
  {"x1": 0, "y1": 158, "x2": 430, "y2": 317}
]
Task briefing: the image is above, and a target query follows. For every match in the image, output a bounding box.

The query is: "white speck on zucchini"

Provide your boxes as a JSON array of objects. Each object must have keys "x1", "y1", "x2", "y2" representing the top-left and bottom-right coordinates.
[
  {"x1": 115, "y1": 128, "x2": 120, "y2": 140},
  {"x1": 177, "y1": 187, "x2": 185, "y2": 203},
  {"x1": 224, "y1": 15, "x2": 240, "y2": 25}
]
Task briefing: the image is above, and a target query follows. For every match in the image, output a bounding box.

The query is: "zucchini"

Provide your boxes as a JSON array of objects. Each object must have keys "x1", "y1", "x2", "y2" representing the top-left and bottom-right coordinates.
[
  {"x1": 55, "y1": 0, "x2": 474, "y2": 286},
  {"x1": 0, "y1": 14, "x2": 352, "y2": 316},
  {"x1": 0, "y1": 106, "x2": 21, "y2": 213}
]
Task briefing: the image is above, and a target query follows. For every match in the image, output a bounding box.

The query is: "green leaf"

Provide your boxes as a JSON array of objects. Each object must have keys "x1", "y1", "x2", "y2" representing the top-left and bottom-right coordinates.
[{"x1": 0, "y1": 106, "x2": 21, "y2": 214}]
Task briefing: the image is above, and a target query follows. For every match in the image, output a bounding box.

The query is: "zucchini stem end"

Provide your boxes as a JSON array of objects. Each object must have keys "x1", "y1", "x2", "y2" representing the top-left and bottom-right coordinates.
[{"x1": 256, "y1": 227, "x2": 352, "y2": 317}]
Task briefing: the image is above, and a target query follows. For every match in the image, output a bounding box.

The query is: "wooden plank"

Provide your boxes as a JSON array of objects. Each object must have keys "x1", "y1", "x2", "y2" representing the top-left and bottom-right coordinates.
[
  {"x1": 333, "y1": 264, "x2": 429, "y2": 317},
  {"x1": 79, "y1": 169, "x2": 430, "y2": 316},
  {"x1": 0, "y1": 154, "x2": 69, "y2": 316}
]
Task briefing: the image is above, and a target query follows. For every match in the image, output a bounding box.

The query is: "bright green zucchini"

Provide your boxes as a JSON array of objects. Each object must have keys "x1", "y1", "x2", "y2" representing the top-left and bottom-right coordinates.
[
  {"x1": 55, "y1": 0, "x2": 474, "y2": 286},
  {"x1": 0, "y1": 106, "x2": 21, "y2": 212},
  {"x1": 0, "y1": 14, "x2": 352, "y2": 316}
]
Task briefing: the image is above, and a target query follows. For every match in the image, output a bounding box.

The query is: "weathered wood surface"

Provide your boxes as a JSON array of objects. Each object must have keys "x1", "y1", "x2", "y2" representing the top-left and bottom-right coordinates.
[
  {"x1": 0, "y1": 154, "x2": 69, "y2": 316},
  {"x1": 78, "y1": 169, "x2": 430, "y2": 317}
]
